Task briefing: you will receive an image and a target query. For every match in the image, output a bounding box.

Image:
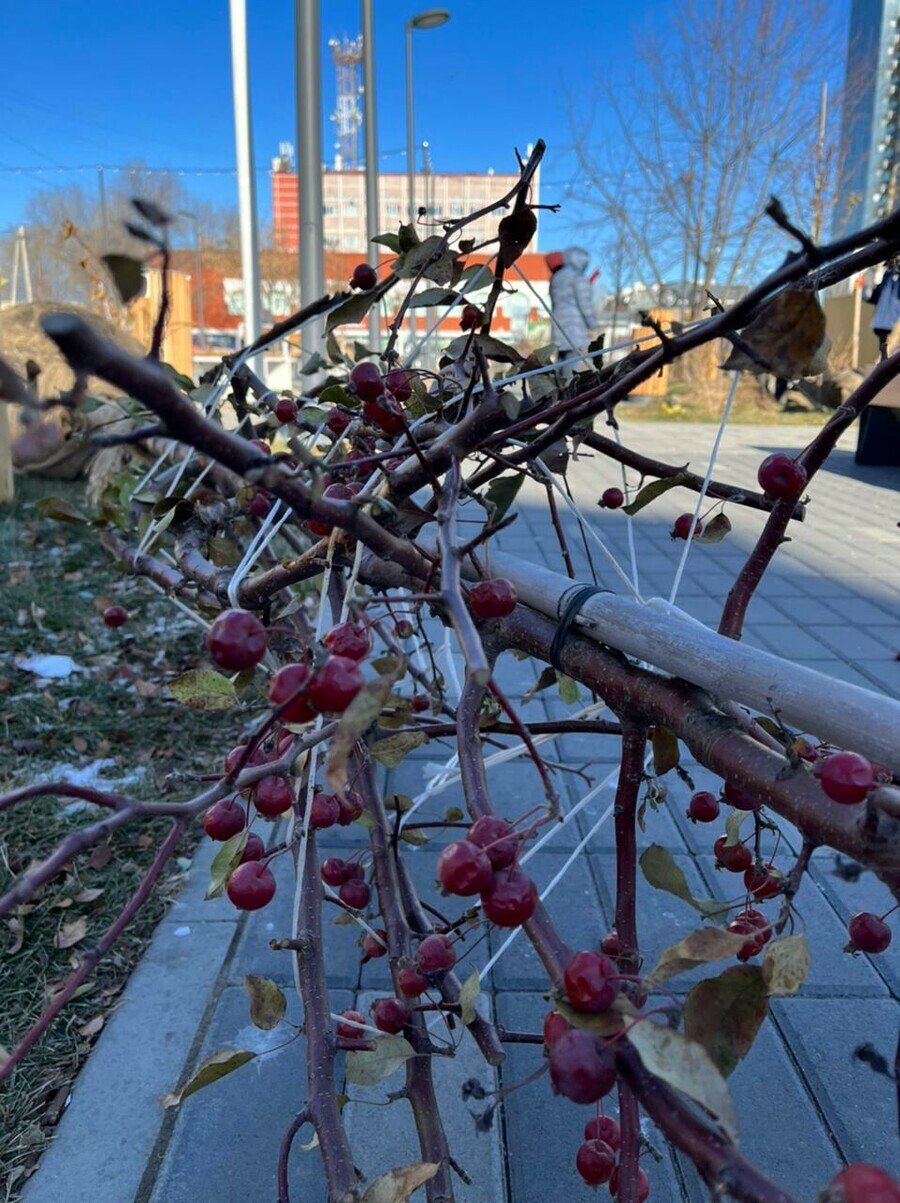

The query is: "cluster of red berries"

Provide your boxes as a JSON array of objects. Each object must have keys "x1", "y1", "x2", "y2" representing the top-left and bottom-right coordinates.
[
  {"x1": 577, "y1": 1116, "x2": 649, "y2": 1199},
  {"x1": 437, "y1": 816, "x2": 537, "y2": 928},
  {"x1": 543, "y1": 954, "x2": 653, "y2": 1197},
  {"x1": 202, "y1": 791, "x2": 276, "y2": 911},
  {"x1": 269, "y1": 625, "x2": 371, "y2": 723},
  {"x1": 320, "y1": 856, "x2": 370, "y2": 909},
  {"x1": 349, "y1": 361, "x2": 413, "y2": 439}
]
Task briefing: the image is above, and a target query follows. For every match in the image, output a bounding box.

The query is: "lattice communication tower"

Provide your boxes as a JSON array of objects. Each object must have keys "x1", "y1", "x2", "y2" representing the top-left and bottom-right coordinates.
[{"x1": 328, "y1": 36, "x2": 363, "y2": 171}]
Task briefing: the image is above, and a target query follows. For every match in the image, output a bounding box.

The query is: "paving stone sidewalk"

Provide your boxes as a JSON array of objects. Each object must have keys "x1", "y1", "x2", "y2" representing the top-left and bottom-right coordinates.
[{"x1": 21, "y1": 423, "x2": 900, "y2": 1203}]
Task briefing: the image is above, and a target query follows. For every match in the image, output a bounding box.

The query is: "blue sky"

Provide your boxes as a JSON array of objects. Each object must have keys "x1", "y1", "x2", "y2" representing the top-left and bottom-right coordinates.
[{"x1": 1, "y1": 0, "x2": 850, "y2": 256}]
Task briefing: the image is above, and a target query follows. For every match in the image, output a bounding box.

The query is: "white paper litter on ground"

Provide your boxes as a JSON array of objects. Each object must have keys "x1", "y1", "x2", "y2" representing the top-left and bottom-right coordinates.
[{"x1": 15, "y1": 653, "x2": 80, "y2": 679}]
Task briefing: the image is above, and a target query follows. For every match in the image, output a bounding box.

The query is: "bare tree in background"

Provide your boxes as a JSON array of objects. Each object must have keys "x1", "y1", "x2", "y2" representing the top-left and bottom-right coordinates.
[
  {"x1": 1, "y1": 164, "x2": 239, "y2": 306},
  {"x1": 569, "y1": 0, "x2": 848, "y2": 317}
]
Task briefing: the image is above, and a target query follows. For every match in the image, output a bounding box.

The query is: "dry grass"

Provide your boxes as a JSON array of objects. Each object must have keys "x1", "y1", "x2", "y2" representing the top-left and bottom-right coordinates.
[{"x1": 0, "y1": 477, "x2": 226, "y2": 1200}]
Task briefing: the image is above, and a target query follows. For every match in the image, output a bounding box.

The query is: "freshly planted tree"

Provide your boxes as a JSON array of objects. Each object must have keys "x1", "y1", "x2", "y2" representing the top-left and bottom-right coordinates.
[{"x1": 1, "y1": 144, "x2": 899, "y2": 1203}]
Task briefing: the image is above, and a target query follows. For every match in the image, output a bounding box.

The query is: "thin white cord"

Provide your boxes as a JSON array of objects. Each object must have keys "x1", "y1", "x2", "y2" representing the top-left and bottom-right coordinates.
[
  {"x1": 668, "y1": 371, "x2": 739, "y2": 604},
  {"x1": 402, "y1": 259, "x2": 496, "y2": 369},
  {"x1": 611, "y1": 425, "x2": 642, "y2": 596},
  {"x1": 529, "y1": 453, "x2": 643, "y2": 599}
]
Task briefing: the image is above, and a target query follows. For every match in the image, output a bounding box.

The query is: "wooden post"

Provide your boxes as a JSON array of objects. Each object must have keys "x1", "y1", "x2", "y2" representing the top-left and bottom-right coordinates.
[{"x1": 0, "y1": 402, "x2": 14, "y2": 502}]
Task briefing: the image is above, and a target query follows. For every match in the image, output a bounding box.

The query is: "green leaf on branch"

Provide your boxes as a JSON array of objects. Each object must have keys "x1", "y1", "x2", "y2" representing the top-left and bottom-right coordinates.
[
  {"x1": 319, "y1": 383, "x2": 357, "y2": 409},
  {"x1": 457, "y1": 968, "x2": 481, "y2": 1027},
  {"x1": 102, "y1": 253, "x2": 144, "y2": 303},
  {"x1": 345, "y1": 1035, "x2": 415, "y2": 1086},
  {"x1": 622, "y1": 473, "x2": 690, "y2": 516},
  {"x1": 445, "y1": 333, "x2": 524, "y2": 364},
  {"x1": 683, "y1": 965, "x2": 769, "y2": 1078},
  {"x1": 325, "y1": 332, "x2": 352, "y2": 367},
  {"x1": 557, "y1": 673, "x2": 581, "y2": 705},
  {"x1": 456, "y1": 263, "x2": 493, "y2": 291},
  {"x1": 325, "y1": 289, "x2": 380, "y2": 334},
  {"x1": 161, "y1": 362, "x2": 196, "y2": 391},
  {"x1": 651, "y1": 726, "x2": 680, "y2": 775},
  {"x1": 205, "y1": 832, "x2": 247, "y2": 899},
  {"x1": 522, "y1": 666, "x2": 557, "y2": 704},
  {"x1": 627, "y1": 1020, "x2": 738, "y2": 1141},
  {"x1": 762, "y1": 935, "x2": 809, "y2": 997},
  {"x1": 301, "y1": 352, "x2": 329, "y2": 375},
  {"x1": 647, "y1": 926, "x2": 749, "y2": 983},
  {"x1": 484, "y1": 473, "x2": 525, "y2": 522},
  {"x1": 639, "y1": 845, "x2": 720, "y2": 919},
  {"x1": 697, "y1": 513, "x2": 732, "y2": 544},
  {"x1": 369, "y1": 730, "x2": 428, "y2": 767},
  {"x1": 361, "y1": 1163, "x2": 440, "y2": 1203},
  {"x1": 397, "y1": 224, "x2": 420, "y2": 251},
  {"x1": 36, "y1": 496, "x2": 90, "y2": 526},
  {"x1": 553, "y1": 998, "x2": 629, "y2": 1037},
  {"x1": 169, "y1": 669, "x2": 236, "y2": 711},
  {"x1": 243, "y1": 975, "x2": 287, "y2": 1030},
  {"x1": 371, "y1": 231, "x2": 402, "y2": 253},
  {"x1": 395, "y1": 235, "x2": 457, "y2": 286},
  {"x1": 208, "y1": 535, "x2": 242, "y2": 567},
  {"x1": 408, "y1": 287, "x2": 460, "y2": 308},
  {"x1": 162, "y1": 1048, "x2": 256, "y2": 1108}
]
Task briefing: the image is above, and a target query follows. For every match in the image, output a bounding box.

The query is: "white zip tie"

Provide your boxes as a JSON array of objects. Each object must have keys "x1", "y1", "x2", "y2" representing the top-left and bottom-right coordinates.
[
  {"x1": 226, "y1": 502, "x2": 290, "y2": 610},
  {"x1": 329, "y1": 1011, "x2": 383, "y2": 1038},
  {"x1": 668, "y1": 371, "x2": 739, "y2": 605}
]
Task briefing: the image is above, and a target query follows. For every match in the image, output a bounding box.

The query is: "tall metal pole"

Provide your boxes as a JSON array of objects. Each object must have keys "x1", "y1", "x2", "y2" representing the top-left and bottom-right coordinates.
[
  {"x1": 405, "y1": 21, "x2": 416, "y2": 224},
  {"x1": 229, "y1": 0, "x2": 262, "y2": 347},
  {"x1": 362, "y1": 0, "x2": 380, "y2": 351},
  {"x1": 296, "y1": 0, "x2": 326, "y2": 363}
]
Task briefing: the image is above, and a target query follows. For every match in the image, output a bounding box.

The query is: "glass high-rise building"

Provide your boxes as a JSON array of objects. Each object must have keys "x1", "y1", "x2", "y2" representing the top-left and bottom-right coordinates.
[{"x1": 834, "y1": 0, "x2": 900, "y2": 237}]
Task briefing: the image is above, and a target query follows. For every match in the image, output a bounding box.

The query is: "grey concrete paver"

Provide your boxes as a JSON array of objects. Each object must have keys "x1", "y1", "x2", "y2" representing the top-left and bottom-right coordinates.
[
  {"x1": 20, "y1": 423, "x2": 900, "y2": 1203},
  {"x1": 773, "y1": 999, "x2": 900, "y2": 1174},
  {"x1": 674, "y1": 1022, "x2": 843, "y2": 1198},
  {"x1": 21, "y1": 918, "x2": 239, "y2": 1203},
  {"x1": 343, "y1": 994, "x2": 506, "y2": 1201},
  {"x1": 147, "y1": 986, "x2": 351, "y2": 1203}
]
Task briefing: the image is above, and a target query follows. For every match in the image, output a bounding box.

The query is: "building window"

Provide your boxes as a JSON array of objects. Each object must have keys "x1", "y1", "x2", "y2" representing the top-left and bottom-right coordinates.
[
  {"x1": 345, "y1": 234, "x2": 361, "y2": 248},
  {"x1": 386, "y1": 202, "x2": 401, "y2": 217},
  {"x1": 344, "y1": 200, "x2": 358, "y2": 215},
  {"x1": 323, "y1": 203, "x2": 336, "y2": 216},
  {"x1": 450, "y1": 203, "x2": 464, "y2": 217}
]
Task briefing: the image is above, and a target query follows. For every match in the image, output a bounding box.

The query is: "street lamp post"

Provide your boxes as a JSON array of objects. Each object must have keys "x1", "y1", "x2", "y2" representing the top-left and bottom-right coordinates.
[
  {"x1": 404, "y1": 9, "x2": 449, "y2": 357},
  {"x1": 362, "y1": 0, "x2": 380, "y2": 351},
  {"x1": 404, "y1": 9, "x2": 450, "y2": 225}
]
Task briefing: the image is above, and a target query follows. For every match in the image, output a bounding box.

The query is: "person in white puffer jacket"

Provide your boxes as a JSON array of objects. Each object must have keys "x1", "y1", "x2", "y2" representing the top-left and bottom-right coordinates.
[{"x1": 548, "y1": 246, "x2": 599, "y2": 359}]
